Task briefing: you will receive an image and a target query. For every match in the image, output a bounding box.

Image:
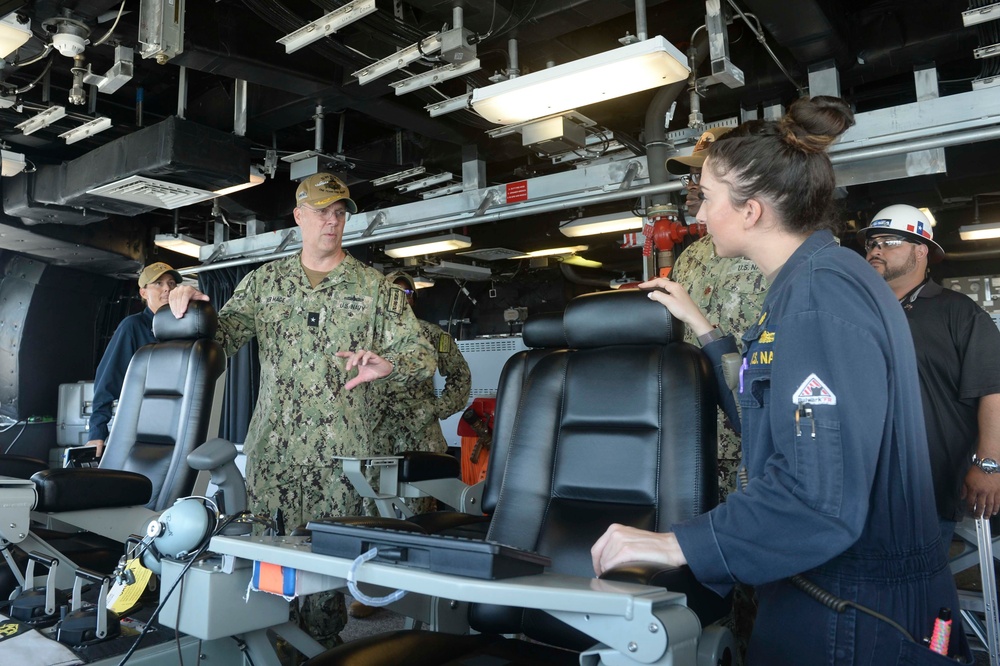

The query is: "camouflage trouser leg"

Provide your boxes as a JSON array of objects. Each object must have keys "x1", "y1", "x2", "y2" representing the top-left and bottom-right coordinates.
[
  {"x1": 247, "y1": 459, "x2": 365, "y2": 645},
  {"x1": 717, "y1": 457, "x2": 741, "y2": 504}
]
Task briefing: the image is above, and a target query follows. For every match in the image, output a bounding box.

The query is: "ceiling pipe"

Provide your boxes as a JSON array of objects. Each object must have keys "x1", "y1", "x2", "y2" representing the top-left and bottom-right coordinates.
[
  {"x1": 939, "y1": 248, "x2": 1000, "y2": 261},
  {"x1": 181, "y1": 121, "x2": 1000, "y2": 276},
  {"x1": 644, "y1": 40, "x2": 708, "y2": 211},
  {"x1": 635, "y1": 0, "x2": 648, "y2": 41},
  {"x1": 830, "y1": 125, "x2": 1000, "y2": 164}
]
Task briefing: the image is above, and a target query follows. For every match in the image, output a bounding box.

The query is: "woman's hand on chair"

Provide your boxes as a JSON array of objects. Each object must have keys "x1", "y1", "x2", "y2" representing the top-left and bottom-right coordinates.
[{"x1": 639, "y1": 278, "x2": 715, "y2": 339}]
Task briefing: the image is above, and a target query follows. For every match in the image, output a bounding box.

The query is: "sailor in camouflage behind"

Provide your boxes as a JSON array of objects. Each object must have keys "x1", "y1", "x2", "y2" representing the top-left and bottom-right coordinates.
[
  {"x1": 378, "y1": 271, "x2": 471, "y2": 514},
  {"x1": 667, "y1": 127, "x2": 768, "y2": 501}
]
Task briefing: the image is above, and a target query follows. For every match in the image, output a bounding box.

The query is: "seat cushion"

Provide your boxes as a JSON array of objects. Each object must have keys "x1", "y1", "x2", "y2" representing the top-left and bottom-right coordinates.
[
  {"x1": 0, "y1": 455, "x2": 49, "y2": 479},
  {"x1": 31, "y1": 468, "x2": 152, "y2": 512}
]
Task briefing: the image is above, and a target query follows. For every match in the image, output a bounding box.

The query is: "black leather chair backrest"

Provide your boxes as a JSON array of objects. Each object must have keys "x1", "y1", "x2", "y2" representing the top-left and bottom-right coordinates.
[
  {"x1": 480, "y1": 310, "x2": 567, "y2": 516},
  {"x1": 98, "y1": 301, "x2": 225, "y2": 511},
  {"x1": 474, "y1": 288, "x2": 716, "y2": 647}
]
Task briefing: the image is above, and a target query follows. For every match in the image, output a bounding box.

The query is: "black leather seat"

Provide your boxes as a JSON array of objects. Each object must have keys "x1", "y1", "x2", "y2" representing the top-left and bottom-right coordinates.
[
  {"x1": 406, "y1": 310, "x2": 567, "y2": 537},
  {"x1": 306, "y1": 289, "x2": 725, "y2": 665},
  {"x1": 0, "y1": 301, "x2": 226, "y2": 600},
  {"x1": 30, "y1": 300, "x2": 226, "y2": 512}
]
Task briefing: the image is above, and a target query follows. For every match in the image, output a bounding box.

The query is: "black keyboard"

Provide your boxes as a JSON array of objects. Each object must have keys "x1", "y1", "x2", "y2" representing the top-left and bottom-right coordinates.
[{"x1": 306, "y1": 520, "x2": 551, "y2": 580}]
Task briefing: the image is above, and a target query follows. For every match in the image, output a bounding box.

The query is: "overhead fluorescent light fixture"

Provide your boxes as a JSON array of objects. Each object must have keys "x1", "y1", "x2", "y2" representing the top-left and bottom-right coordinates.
[
  {"x1": 0, "y1": 13, "x2": 31, "y2": 59},
  {"x1": 959, "y1": 221, "x2": 1000, "y2": 241},
  {"x1": 510, "y1": 245, "x2": 588, "y2": 259},
  {"x1": 15, "y1": 106, "x2": 67, "y2": 135},
  {"x1": 384, "y1": 233, "x2": 472, "y2": 259},
  {"x1": 560, "y1": 212, "x2": 644, "y2": 237},
  {"x1": 277, "y1": 0, "x2": 376, "y2": 54},
  {"x1": 215, "y1": 165, "x2": 267, "y2": 196},
  {"x1": 59, "y1": 116, "x2": 112, "y2": 144},
  {"x1": 471, "y1": 36, "x2": 689, "y2": 125},
  {"x1": 413, "y1": 275, "x2": 435, "y2": 289},
  {"x1": 918, "y1": 207, "x2": 937, "y2": 227},
  {"x1": 154, "y1": 233, "x2": 206, "y2": 258},
  {"x1": 1, "y1": 149, "x2": 25, "y2": 176},
  {"x1": 424, "y1": 260, "x2": 492, "y2": 281}
]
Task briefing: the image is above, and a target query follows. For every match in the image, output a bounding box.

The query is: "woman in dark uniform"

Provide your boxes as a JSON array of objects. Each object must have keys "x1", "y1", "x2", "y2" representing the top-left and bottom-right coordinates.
[{"x1": 592, "y1": 96, "x2": 970, "y2": 665}]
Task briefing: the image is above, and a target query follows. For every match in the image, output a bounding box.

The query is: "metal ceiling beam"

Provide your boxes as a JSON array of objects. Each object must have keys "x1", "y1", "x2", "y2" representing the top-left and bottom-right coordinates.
[{"x1": 188, "y1": 83, "x2": 1000, "y2": 272}]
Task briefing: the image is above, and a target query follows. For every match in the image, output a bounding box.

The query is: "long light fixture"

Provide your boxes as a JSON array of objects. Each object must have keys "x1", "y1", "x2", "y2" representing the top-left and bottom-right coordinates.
[
  {"x1": 510, "y1": 245, "x2": 589, "y2": 259},
  {"x1": 277, "y1": 0, "x2": 376, "y2": 54},
  {"x1": 959, "y1": 221, "x2": 1000, "y2": 241},
  {"x1": 0, "y1": 13, "x2": 31, "y2": 59},
  {"x1": 470, "y1": 36, "x2": 689, "y2": 125},
  {"x1": 1, "y1": 149, "x2": 25, "y2": 176},
  {"x1": 560, "y1": 212, "x2": 644, "y2": 238},
  {"x1": 214, "y1": 165, "x2": 267, "y2": 196},
  {"x1": 154, "y1": 233, "x2": 206, "y2": 258},
  {"x1": 384, "y1": 233, "x2": 472, "y2": 259}
]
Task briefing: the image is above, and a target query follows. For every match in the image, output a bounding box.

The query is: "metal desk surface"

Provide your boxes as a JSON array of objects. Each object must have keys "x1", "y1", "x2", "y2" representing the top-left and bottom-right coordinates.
[{"x1": 209, "y1": 534, "x2": 686, "y2": 620}]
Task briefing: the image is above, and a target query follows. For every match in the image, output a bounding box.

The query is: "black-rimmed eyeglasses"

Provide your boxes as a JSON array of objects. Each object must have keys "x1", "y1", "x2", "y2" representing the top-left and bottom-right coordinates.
[{"x1": 680, "y1": 173, "x2": 701, "y2": 187}]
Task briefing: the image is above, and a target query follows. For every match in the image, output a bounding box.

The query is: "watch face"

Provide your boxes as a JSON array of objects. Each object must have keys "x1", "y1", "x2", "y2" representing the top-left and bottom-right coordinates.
[{"x1": 982, "y1": 458, "x2": 1000, "y2": 474}]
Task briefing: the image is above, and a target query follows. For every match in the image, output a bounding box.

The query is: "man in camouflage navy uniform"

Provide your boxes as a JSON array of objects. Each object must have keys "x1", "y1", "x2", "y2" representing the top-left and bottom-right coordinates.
[
  {"x1": 168, "y1": 172, "x2": 435, "y2": 649},
  {"x1": 350, "y1": 271, "x2": 471, "y2": 619},
  {"x1": 667, "y1": 127, "x2": 768, "y2": 502},
  {"x1": 381, "y1": 272, "x2": 470, "y2": 460}
]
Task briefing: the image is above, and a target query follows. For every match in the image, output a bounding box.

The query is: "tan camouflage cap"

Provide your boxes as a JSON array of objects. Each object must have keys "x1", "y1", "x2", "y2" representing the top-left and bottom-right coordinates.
[
  {"x1": 295, "y1": 173, "x2": 358, "y2": 214},
  {"x1": 138, "y1": 262, "x2": 181, "y2": 287},
  {"x1": 665, "y1": 126, "x2": 733, "y2": 175}
]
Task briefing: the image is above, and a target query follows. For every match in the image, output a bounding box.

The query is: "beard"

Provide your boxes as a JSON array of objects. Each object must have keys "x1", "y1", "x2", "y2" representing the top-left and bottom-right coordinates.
[{"x1": 870, "y1": 245, "x2": 917, "y2": 284}]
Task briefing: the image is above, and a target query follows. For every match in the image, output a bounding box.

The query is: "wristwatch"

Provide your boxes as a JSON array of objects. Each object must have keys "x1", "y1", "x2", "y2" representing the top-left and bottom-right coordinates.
[
  {"x1": 697, "y1": 326, "x2": 725, "y2": 346},
  {"x1": 973, "y1": 453, "x2": 1000, "y2": 474}
]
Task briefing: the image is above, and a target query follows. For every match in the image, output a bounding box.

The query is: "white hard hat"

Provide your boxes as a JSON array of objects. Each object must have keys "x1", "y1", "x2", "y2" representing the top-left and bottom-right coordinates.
[{"x1": 857, "y1": 204, "x2": 944, "y2": 263}]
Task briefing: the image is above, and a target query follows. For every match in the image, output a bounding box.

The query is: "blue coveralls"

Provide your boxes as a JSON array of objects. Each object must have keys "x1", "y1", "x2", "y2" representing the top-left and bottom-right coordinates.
[{"x1": 674, "y1": 231, "x2": 971, "y2": 665}]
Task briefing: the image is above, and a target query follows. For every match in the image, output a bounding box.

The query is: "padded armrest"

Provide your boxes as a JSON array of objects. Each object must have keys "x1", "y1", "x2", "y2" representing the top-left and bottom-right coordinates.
[
  {"x1": 600, "y1": 562, "x2": 731, "y2": 628},
  {"x1": 399, "y1": 451, "x2": 460, "y2": 483},
  {"x1": 0, "y1": 455, "x2": 49, "y2": 480},
  {"x1": 31, "y1": 468, "x2": 153, "y2": 512}
]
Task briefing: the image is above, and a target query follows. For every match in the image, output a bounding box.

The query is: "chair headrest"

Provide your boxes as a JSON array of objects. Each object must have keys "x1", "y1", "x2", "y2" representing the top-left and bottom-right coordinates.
[
  {"x1": 522, "y1": 311, "x2": 566, "y2": 349},
  {"x1": 564, "y1": 289, "x2": 681, "y2": 349},
  {"x1": 152, "y1": 300, "x2": 219, "y2": 341}
]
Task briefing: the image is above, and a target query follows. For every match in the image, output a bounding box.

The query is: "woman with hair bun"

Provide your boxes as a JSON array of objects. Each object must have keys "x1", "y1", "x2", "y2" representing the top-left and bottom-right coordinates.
[{"x1": 593, "y1": 97, "x2": 970, "y2": 664}]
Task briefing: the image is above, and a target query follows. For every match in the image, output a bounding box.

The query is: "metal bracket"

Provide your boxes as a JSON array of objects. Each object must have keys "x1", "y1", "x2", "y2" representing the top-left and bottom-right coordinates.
[{"x1": 0, "y1": 478, "x2": 37, "y2": 544}]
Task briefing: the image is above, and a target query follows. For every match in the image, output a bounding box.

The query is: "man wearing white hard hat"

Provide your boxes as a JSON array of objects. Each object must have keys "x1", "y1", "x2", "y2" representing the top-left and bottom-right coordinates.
[{"x1": 860, "y1": 204, "x2": 1000, "y2": 546}]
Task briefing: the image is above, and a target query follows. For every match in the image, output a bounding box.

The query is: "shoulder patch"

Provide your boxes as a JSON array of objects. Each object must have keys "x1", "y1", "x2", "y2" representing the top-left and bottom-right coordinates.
[
  {"x1": 792, "y1": 373, "x2": 837, "y2": 406},
  {"x1": 387, "y1": 286, "x2": 406, "y2": 314},
  {"x1": 437, "y1": 332, "x2": 452, "y2": 354}
]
